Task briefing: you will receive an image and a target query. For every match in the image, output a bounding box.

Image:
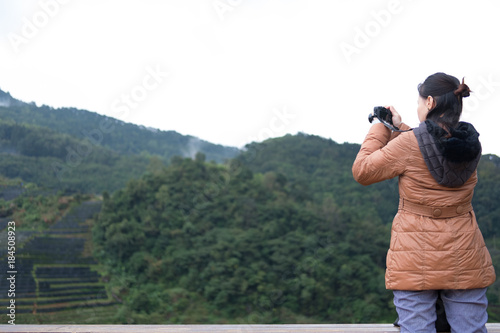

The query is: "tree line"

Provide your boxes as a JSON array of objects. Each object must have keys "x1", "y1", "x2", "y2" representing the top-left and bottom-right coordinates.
[{"x1": 92, "y1": 133, "x2": 500, "y2": 324}]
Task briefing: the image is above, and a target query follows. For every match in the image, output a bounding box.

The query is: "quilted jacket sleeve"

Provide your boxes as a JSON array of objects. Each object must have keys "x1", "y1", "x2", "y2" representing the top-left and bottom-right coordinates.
[{"x1": 352, "y1": 123, "x2": 411, "y2": 186}]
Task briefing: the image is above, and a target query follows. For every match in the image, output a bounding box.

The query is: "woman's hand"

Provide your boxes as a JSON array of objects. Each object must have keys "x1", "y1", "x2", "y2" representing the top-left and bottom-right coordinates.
[{"x1": 385, "y1": 105, "x2": 402, "y2": 128}]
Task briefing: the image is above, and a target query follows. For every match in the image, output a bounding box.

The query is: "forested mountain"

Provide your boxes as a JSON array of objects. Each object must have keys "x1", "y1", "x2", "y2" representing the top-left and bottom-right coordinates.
[
  {"x1": 2, "y1": 86, "x2": 500, "y2": 324},
  {"x1": 0, "y1": 88, "x2": 239, "y2": 192},
  {"x1": 238, "y1": 134, "x2": 400, "y2": 223},
  {"x1": 0, "y1": 120, "x2": 150, "y2": 193},
  {"x1": 93, "y1": 133, "x2": 500, "y2": 324}
]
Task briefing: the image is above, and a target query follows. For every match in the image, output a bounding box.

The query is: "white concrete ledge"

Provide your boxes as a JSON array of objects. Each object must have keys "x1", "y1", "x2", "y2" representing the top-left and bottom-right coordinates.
[{"x1": 1, "y1": 324, "x2": 500, "y2": 333}]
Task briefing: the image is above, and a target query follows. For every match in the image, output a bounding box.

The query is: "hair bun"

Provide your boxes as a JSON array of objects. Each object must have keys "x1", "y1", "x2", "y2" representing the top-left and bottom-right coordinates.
[{"x1": 454, "y1": 77, "x2": 471, "y2": 98}]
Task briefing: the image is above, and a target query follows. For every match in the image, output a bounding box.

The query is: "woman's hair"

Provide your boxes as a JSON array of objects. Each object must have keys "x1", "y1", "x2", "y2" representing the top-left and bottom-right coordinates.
[{"x1": 418, "y1": 72, "x2": 471, "y2": 129}]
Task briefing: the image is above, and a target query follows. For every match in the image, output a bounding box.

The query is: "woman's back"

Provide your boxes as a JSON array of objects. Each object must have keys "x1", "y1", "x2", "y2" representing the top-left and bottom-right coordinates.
[{"x1": 352, "y1": 72, "x2": 495, "y2": 332}]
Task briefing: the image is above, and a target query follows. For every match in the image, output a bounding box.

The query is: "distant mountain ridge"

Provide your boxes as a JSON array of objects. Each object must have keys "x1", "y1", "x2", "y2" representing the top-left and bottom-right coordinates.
[
  {"x1": 0, "y1": 89, "x2": 24, "y2": 108},
  {"x1": 0, "y1": 88, "x2": 239, "y2": 162},
  {"x1": 0, "y1": 87, "x2": 240, "y2": 192}
]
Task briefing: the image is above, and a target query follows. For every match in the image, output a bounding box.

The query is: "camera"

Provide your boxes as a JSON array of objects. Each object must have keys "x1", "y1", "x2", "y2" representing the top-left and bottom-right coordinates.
[
  {"x1": 368, "y1": 106, "x2": 411, "y2": 133},
  {"x1": 369, "y1": 106, "x2": 393, "y2": 125}
]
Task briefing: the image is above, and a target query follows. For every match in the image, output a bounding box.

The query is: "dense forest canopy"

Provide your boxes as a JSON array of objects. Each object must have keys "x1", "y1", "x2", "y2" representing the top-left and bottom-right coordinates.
[{"x1": 93, "y1": 134, "x2": 500, "y2": 324}]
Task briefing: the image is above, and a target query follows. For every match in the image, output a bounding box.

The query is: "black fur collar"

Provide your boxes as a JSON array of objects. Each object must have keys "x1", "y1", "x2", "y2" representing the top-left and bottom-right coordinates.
[{"x1": 425, "y1": 120, "x2": 481, "y2": 163}]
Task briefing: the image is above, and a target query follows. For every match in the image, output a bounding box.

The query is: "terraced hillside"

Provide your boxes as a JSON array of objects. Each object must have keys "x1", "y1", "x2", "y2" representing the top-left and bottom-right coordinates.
[{"x1": 0, "y1": 200, "x2": 117, "y2": 321}]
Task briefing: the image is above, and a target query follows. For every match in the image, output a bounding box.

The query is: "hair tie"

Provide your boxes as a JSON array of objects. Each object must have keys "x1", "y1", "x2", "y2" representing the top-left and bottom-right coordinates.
[{"x1": 454, "y1": 77, "x2": 471, "y2": 98}]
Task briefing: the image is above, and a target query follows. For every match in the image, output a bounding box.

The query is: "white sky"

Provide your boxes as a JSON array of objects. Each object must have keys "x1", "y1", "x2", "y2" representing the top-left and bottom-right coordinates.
[{"x1": 1, "y1": 0, "x2": 499, "y2": 156}]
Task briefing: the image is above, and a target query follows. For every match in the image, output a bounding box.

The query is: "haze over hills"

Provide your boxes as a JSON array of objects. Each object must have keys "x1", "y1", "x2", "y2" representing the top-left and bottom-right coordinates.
[{"x1": 0, "y1": 88, "x2": 240, "y2": 192}]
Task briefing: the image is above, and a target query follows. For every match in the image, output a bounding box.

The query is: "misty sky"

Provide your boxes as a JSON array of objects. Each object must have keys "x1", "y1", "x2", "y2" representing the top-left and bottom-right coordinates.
[{"x1": 1, "y1": 0, "x2": 499, "y2": 156}]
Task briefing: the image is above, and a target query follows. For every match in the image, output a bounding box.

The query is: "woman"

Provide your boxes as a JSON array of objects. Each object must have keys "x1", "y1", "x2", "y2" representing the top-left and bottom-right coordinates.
[{"x1": 352, "y1": 72, "x2": 496, "y2": 332}]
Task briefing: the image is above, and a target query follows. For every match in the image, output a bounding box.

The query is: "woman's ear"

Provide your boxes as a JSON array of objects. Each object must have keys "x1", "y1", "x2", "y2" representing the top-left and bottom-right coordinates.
[{"x1": 426, "y1": 96, "x2": 435, "y2": 110}]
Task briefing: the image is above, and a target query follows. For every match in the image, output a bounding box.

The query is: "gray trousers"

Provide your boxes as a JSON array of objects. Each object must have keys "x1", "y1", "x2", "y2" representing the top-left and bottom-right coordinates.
[{"x1": 393, "y1": 288, "x2": 488, "y2": 333}]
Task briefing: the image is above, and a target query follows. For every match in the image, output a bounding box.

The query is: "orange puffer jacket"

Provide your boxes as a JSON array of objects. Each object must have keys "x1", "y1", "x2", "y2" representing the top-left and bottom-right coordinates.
[{"x1": 352, "y1": 122, "x2": 495, "y2": 291}]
